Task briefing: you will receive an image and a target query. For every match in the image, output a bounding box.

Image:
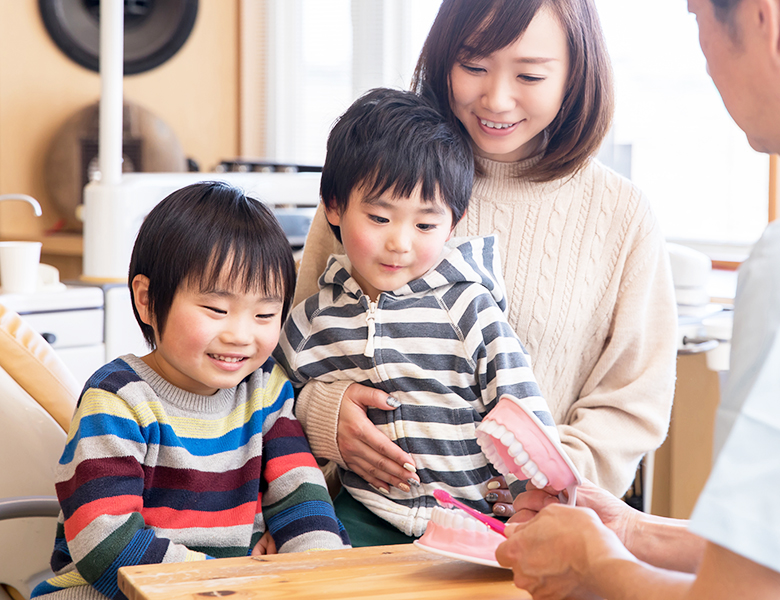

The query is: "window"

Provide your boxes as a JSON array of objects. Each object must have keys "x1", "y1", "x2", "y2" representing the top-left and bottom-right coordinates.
[
  {"x1": 249, "y1": 0, "x2": 442, "y2": 167},
  {"x1": 249, "y1": 0, "x2": 770, "y2": 254},
  {"x1": 595, "y1": 0, "x2": 770, "y2": 253}
]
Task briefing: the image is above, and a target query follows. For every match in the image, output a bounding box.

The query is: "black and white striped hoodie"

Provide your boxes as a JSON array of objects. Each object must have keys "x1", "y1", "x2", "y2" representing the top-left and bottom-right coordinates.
[{"x1": 275, "y1": 235, "x2": 557, "y2": 537}]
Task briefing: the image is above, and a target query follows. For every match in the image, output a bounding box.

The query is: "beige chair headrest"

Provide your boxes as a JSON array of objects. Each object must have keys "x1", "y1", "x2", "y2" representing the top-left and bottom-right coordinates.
[{"x1": 0, "y1": 304, "x2": 80, "y2": 432}]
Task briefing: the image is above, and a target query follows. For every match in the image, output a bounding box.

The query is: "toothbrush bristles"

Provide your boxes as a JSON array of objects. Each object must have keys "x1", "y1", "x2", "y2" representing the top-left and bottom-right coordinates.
[{"x1": 432, "y1": 489, "x2": 506, "y2": 537}]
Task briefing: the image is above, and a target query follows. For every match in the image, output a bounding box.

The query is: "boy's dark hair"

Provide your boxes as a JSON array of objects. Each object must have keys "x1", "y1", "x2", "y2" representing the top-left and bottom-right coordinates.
[
  {"x1": 320, "y1": 87, "x2": 474, "y2": 243},
  {"x1": 412, "y1": 0, "x2": 614, "y2": 184},
  {"x1": 129, "y1": 181, "x2": 297, "y2": 348}
]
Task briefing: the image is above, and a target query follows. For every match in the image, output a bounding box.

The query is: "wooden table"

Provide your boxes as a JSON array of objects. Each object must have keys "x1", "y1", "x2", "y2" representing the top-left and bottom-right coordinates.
[{"x1": 117, "y1": 543, "x2": 530, "y2": 600}]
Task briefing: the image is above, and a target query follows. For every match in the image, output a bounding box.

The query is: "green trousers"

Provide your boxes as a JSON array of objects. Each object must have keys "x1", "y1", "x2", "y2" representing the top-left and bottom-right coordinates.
[{"x1": 334, "y1": 488, "x2": 417, "y2": 547}]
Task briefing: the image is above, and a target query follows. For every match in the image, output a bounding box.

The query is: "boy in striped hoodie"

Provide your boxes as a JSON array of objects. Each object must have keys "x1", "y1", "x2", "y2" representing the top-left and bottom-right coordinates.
[
  {"x1": 33, "y1": 182, "x2": 349, "y2": 600},
  {"x1": 275, "y1": 88, "x2": 560, "y2": 546}
]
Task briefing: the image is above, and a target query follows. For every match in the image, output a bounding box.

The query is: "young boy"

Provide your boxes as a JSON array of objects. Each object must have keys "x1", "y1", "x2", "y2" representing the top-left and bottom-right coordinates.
[
  {"x1": 274, "y1": 88, "x2": 559, "y2": 546},
  {"x1": 32, "y1": 182, "x2": 349, "y2": 600}
]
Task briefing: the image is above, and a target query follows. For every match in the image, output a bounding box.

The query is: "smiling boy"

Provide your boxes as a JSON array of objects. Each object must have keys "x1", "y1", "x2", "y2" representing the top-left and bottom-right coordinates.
[{"x1": 274, "y1": 88, "x2": 561, "y2": 547}]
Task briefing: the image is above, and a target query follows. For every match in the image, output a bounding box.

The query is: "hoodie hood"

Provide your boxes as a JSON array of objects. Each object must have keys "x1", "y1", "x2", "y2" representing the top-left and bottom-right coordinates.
[{"x1": 318, "y1": 235, "x2": 508, "y2": 312}]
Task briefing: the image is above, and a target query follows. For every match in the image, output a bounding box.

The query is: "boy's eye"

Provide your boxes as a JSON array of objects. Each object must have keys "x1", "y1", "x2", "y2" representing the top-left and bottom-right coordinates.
[
  {"x1": 204, "y1": 305, "x2": 227, "y2": 315},
  {"x1": 368, "y1": 214, "x2": 389, "y2": 224},
  {"x1": 256, "y1": 313, "x2": 277, "y2": 320},
  {"x1": 417, "y1": 223, "x2": 438, "y2": 232}
]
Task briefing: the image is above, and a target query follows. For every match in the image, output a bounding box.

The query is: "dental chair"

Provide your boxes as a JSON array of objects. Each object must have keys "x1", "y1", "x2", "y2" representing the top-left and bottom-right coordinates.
[{"x1": 0, "y1": 303, "x2": 80, "y2": 600}]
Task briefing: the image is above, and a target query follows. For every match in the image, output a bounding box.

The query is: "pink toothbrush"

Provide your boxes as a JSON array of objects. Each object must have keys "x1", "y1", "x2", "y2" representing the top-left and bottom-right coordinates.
[{"x1": 433, "y1": 489, "x2": 507, "y2": 537}]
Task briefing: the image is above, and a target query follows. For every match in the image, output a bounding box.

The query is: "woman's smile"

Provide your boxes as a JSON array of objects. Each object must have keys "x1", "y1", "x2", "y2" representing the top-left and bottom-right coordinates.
[{"x1": 477, "y1": 115, "x2": 522, "y2": 135}]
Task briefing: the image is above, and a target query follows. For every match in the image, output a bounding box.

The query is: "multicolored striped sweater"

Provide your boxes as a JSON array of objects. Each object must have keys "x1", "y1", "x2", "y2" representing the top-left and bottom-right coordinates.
[
  {"x1": 275, "y1": 236, "x2": 558, "y2": 537},
  {"x1": 32, "y1": 354, "x2": 349, "y2": 600}
]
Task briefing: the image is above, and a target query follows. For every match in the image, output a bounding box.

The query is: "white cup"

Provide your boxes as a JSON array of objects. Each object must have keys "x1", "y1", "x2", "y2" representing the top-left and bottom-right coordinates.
[{"x1": 0, "y1": 241, "x2": 42, "y2": 294}]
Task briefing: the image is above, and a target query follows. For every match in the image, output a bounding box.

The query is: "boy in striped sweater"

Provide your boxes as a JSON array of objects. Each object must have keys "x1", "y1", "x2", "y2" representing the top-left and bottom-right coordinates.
[
  {"x1": 32, "y1": 182, "x2": 349, "y2": 600},
  {"x1": 274, "y1": 89, "x2": 561, "y2": 546}
]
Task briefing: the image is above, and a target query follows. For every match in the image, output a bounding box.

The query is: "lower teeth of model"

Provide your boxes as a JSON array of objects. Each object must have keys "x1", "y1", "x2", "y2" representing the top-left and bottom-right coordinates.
[{"x1": 431, "y1": 506, "x2": 490, "y2": 532}]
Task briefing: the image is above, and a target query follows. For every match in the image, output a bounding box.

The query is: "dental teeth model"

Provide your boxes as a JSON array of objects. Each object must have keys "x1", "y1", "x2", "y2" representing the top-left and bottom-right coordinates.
[
  {"x1": 415, "y1": 394, "x2": 582, "y2": 568},
  {"x1": 476, "y1": 395, "x2": 582, "y2": 505},
  {"x1": 415, "y1": 506, "x2": 506, "y2": 566}
]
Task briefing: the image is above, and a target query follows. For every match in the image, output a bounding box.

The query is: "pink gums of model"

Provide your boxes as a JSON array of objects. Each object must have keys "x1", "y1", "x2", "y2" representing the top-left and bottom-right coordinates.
[
  {"x1": 415, "y1": 506, "x2": 506, "y2": 566},
  {"x1": 476, "y1": 395, "x2": 581, "y2": 505},
  {"x1": 416, "y1": 395, "x2": 582, "y2": 567}
]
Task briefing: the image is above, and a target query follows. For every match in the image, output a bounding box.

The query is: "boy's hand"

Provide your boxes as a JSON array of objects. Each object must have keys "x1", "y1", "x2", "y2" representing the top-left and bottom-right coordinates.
[
  {"x1": 251, "y1": 531, "x2": 277, "y2": 556},
  {"x1": 338, "y1": 383, "x2": 421, "y2": 493}
]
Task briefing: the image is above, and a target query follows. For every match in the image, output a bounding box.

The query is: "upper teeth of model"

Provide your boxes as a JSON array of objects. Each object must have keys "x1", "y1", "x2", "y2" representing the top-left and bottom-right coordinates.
[
  {"x1": 481, "y1": 119, "x2": 514, "y2": 129},
  {"x1": 476, "y1": 419, "x2": 550, "y2": 489},
  {"x1": 212, "y1": 354, "x2": 243, "y2": 363}
]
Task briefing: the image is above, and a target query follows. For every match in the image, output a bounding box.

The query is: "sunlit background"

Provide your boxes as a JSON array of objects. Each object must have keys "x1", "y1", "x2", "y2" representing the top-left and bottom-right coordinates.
[{"x1": 268, "y1": 0, "x2": 769, "y2": 249}]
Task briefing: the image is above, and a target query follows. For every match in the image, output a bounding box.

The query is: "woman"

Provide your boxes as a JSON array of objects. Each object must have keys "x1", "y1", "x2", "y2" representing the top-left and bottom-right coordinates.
[{"x1": 293, "y1": 0, "x2": 677, "y2": 521}]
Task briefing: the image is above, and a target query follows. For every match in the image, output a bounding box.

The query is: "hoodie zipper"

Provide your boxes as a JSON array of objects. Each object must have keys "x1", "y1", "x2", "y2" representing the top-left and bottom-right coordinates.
[{"x1": 364, "y1": 300, "x2": 378, "y2": 358}]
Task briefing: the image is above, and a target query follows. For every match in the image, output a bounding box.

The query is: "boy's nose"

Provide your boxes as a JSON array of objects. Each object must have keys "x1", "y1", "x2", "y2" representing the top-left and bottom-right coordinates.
[
  {"x1": 222, "y1": 318, "x2": 254, "y2": 344},
  {"x1": 386, "y1": 228, "x2": 412, "y2": 253}
]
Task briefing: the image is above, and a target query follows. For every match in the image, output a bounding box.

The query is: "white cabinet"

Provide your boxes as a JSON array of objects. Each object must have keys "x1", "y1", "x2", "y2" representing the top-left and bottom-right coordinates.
[{"x1": 0, "y1": 286, "x2": 105, "y2": 387}]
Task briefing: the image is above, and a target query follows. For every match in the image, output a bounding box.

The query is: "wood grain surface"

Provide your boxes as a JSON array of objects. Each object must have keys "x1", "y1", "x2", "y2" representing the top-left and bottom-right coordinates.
[{"x1": 117, "y1": 543, "x2": 530, "y2": 600}]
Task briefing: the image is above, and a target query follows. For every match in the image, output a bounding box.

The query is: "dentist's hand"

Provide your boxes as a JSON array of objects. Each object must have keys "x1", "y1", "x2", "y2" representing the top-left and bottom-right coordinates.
[
  {"x1": 497, "y1": 503, "x2": 627, "y2": 600},
  {"x1": 338, "y1": 383, "x2": 420, "y2": 493}
]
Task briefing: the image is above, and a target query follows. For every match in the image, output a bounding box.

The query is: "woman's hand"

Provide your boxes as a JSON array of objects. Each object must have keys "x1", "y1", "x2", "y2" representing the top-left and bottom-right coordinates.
[
  {"x1": 486, "y1": 477, "x2": 566, "y2": 520},
  {"x1": 337, "y1": 383, "x2": 420, "y2": 493},
  {"x1": 251, "y1": 531, "x2": 277, "y2": 556},
  {"x1": 484, "y1": 476, "x2": 515, "y2": 517},
  {"x1": 496, "y1": 504, "x2": 633, "y2": 600}
]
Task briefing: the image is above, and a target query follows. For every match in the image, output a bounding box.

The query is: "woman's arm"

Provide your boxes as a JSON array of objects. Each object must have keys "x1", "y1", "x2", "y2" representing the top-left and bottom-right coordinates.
[
  {"x1": 294, "y1": 204, "x2": 342, "y2": 306},
  {"x1": 558, "y1": 215, "x2": 677, "y2": 495}
]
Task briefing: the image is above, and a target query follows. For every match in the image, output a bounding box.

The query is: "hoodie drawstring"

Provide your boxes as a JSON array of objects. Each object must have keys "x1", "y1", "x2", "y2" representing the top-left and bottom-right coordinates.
[{"x1": 364, "y1": 300, "x2": 378, "y2": 358}]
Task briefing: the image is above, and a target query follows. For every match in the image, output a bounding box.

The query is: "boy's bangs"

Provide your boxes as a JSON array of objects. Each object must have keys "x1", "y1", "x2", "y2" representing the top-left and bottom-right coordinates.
[
  {"x1": 361, "y1": 160, "x2": 444, "y2": 206},
  {"x1": 198, "y1": 243, "x2": 285, "y2": 300}
]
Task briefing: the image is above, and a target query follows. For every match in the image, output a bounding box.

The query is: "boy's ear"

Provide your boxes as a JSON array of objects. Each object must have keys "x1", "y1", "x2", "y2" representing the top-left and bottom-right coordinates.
[
  {"x1": 324, "y1": 202, "x2": 341, "y2": 227},
  {"x1": 447, "y1": 208, "x2": 466, "y2": 240},
  {"x1": 131, "y1": 274, "x2": 153, "y2": 326}
]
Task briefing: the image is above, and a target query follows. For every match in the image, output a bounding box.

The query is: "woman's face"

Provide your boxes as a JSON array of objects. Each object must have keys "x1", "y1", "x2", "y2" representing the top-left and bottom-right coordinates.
[{"x1": 449, "y1": 7, "x2": 569, "y2": 163}]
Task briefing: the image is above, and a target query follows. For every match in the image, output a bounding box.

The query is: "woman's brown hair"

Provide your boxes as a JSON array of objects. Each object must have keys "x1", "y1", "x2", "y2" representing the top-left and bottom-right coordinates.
[{"x1": 411, "y1": 0, "x2": 614, "y2": 183}]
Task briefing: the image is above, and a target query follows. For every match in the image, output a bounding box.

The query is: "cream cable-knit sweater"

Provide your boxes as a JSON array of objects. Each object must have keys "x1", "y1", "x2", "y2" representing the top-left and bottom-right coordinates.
[{"x1": 292, "y1": 156, "x2": 677, "y2": 496}]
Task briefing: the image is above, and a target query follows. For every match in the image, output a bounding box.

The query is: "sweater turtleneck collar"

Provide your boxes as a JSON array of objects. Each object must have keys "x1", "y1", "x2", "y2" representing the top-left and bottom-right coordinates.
[
  {"x1": 472, "y1": 154, "x2": 548, "y2": 204},
  {"x1": 475, "y1": 153, "x2": 542, "y2": 180},
  {"x1": 122, "y1": 354, "x2": 236, "y2": 414}
]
